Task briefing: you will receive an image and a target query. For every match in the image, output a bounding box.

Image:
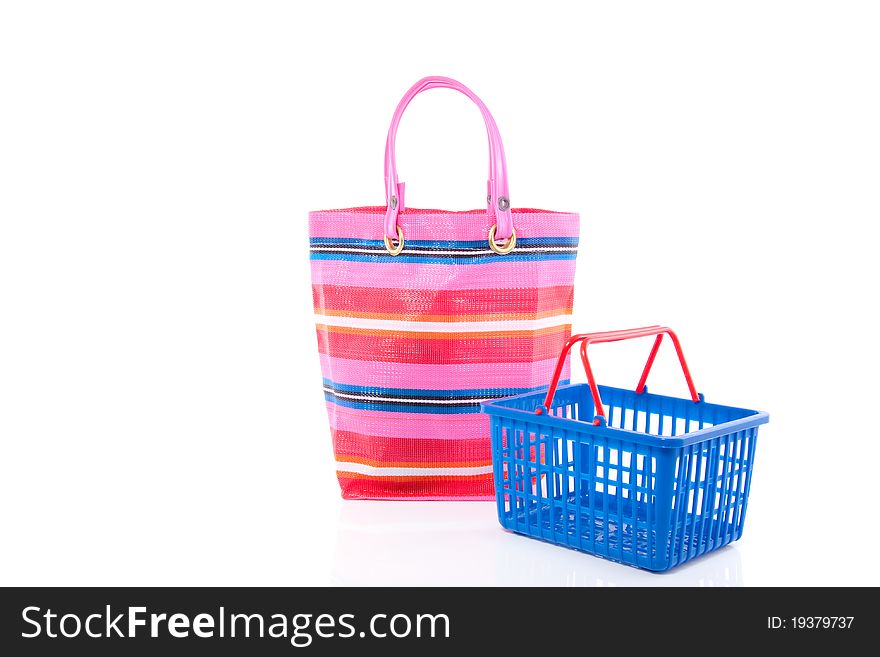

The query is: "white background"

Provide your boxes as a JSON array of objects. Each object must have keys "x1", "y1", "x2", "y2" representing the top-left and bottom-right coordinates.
[{"x1": 2, "y1": 1, "x2": 879, "y2": 587}]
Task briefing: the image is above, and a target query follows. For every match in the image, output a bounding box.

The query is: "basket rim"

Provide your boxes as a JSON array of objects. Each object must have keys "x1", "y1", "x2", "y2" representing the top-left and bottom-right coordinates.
[{"x1": 480, "y1": 383, "x2": 769, "y2": 449}]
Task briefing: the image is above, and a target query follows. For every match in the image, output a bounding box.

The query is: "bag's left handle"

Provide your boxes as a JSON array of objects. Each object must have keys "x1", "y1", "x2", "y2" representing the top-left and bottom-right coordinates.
[{"x1": 383, "y1": 76, "x2": 514, "y2": 252}]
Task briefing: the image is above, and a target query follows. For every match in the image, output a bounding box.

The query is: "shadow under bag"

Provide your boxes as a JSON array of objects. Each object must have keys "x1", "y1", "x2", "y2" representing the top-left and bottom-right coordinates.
[{"x1": 309, "y1": 76, "x2": 580, "y2": 499}]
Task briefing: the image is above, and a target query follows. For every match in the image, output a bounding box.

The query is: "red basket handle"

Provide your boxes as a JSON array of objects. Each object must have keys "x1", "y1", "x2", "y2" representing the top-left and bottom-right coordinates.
[{"x1": 536, "y1": 326, "x2": 700, "y2": 425}]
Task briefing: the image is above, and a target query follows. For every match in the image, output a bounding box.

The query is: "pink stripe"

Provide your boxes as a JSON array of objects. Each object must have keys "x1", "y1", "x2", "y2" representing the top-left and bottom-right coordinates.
[
  {"x1": 309, "y1": 208, "x2": 579, "y2": 240},
  {"x1": 311, "y1": 258, "x2": 577, "y2": 290},
  {"x1": 326, "y1": 402, "x2": 489, "y2": 440},
  {"x1": 320, "y1": 354, "x2": 569, "y2": 390}
]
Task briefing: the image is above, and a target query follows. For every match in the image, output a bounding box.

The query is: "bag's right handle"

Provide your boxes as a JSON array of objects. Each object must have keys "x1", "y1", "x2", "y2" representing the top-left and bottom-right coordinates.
[
  {"x1": 383, "y1": 76, "x2": 514, "y2": 252},
  {"x1": 536, "y1": 326, "x2": 701, "y2": 425}
]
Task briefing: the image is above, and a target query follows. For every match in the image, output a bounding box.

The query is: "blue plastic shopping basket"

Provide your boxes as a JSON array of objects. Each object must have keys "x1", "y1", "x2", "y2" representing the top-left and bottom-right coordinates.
[{"x1": 481, "y1": 326, "x2": 769, "y2": 572}]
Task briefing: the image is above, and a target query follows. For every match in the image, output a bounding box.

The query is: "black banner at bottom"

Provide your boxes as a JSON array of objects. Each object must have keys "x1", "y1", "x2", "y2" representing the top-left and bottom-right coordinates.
[{"x1": 0, "y1": 587, "x2": 870, "y2": 654}]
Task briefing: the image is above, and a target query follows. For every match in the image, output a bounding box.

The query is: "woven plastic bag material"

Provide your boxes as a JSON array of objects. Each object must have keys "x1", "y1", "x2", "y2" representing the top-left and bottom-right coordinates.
[{"x1": 310, "y1": 206, "x2": 579, "y2": 499}]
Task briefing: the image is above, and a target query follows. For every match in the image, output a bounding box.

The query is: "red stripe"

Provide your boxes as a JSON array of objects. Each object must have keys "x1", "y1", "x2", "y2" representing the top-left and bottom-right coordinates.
[
  {"x1": 316, "y1": 327, "x2": 570, "y2": 364},
  {"x1": 314, "y1": 284, "x2": 574, "y2": 315},
  {"x1": 337, "y1": 474, "x2": 495, "y2": 499},
  {"x1": 333, "y1": 430, "x2": 492, "y2": 465}
]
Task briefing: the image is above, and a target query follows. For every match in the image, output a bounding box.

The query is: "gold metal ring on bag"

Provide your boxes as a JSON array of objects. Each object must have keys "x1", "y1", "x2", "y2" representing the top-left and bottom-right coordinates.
[
  {"x1": 488, "y1": 224, "x2": 516, "y2": 254},
  {"x1": 384, "y1": 226, "x2": 405, "y2": 255}
]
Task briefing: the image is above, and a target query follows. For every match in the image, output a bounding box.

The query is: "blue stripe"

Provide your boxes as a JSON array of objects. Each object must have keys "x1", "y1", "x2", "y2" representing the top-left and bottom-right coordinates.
[
  {"x1": 310, "y1": 252, "x2": 577, "y2": 264},
  {"x1": 309, "y1": 236, "x2": 579, "y2": 248},
  {"x1": 323, "y1": 381, "x2": 569, "y2": 413},
  {"x1": 324, "y1": 392, "x2": 480, "y2": 413},
  {"x1": 323, "y1": 379, "x2": 542, "y2": 399}
]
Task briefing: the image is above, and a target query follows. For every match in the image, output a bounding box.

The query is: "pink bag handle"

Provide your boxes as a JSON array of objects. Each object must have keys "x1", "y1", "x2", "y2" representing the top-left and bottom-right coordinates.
[{"x1": 383, "y1": 76, "x2": 514, "y2": 243}]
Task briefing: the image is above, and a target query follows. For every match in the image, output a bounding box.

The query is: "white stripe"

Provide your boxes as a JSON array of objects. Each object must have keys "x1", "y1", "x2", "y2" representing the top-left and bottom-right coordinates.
[
  {"x1": 310, "y1": 246, "x2": 576, "y2": 255},
  {"x1": 336, "y1": 461, "x2": 493, "y2": 477},
  {"x1": 314, "y1": 313, "x2": 572, "y2": 333},
  {"x1": 323, "y1": 387, "x2": 485, "y2": 404}
]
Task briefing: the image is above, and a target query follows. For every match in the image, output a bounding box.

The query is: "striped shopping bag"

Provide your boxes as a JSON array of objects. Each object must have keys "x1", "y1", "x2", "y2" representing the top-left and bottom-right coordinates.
[{"x1": 310, "y1": 77, "x2": 579, "y2": 499}]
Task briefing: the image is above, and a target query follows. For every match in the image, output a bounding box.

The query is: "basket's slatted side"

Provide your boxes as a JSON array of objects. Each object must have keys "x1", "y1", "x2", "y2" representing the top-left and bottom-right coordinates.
[
  {"x1": 518, "y1": 423, "x2": 532, "y2": 533},
  {"x1": 490, "y1": 386, "x2": 585, "y2": 542},
  {"x1": 563, "y1": 425, "x2": 580, "y2": 549},
  {"x1": 670, "y1": 445, "x2": 692, "y2": 566},
  {"x1": 642, "y1": 447, "x2": 653, "y2": 565},
  {"x1": 531, "y1": 420, "x2": 547, "y2": 541},
  {"x1": 699, "y1": 438, "x2": 718, "y2": 553},
  {"x1": 687, "y1": 441, "x2": 705, "y2": 557},
  {"x1": 660, "y1": 425, "x2": 759, "y2": 567},
  {"x1": 583, "y1": 425, "x2": 597, "y2": 556},
  {"x1": 630, "y1": 445, "x2": 647, "y2": 568},
  {"x1": 687, "y1": 442, "x2": 704, "y2": 561},
  {"x1": 651, "y1": 451, "x2": 675, "y2": 568},
  {"x1": 549, "y1": 423, "x2": 561, "y2": 544},
  {"x1": 733, "y1": 430, "x2": 749, "y2": 533},
  {"x1": 730, "y1": 432, "x2": 748, "y2": 533},
  {"x1": 573, "y1": 424, "x2": 583, "y2": 548},
  {"x1": 715, "y1": 432, "x2": 735, "y2": 548},
  {"x1": 675, "y1": 444, "x2": 696, "y2": 565},
  {"x1": 525, "y1": 421, "x2": 537, "y2": 537},
  {"x1": 610, "y1": 437, "x2": 619, "y2": 558},
  {"x1": 671, "y1": 441, "x2": 704, "y2": 565},
  {"x1": 547, "y1": 390, "x2": 577, "y2": 547},
  {"x1": 510, "y1": 423, "x2": 524, "y2": 530},
  {"x1": 719, "y1": 433, "x2": 735, "y2": 541},
  {"x1": 736, "y1": 426, "x2": 759, "y2": 536},
  {"x1": 616, "y1": 437, "x2": 626, "y2": 563}
]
